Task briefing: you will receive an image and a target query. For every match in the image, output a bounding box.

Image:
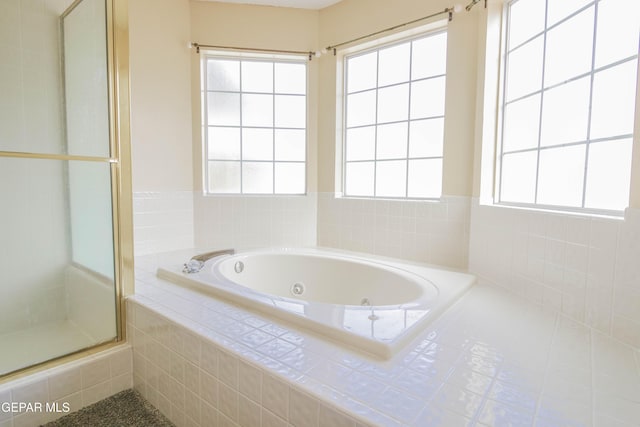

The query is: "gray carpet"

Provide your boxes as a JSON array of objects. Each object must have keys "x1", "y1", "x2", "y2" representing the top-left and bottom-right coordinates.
[{"x1": 42, "y1": 389, "x2": 174, "y2": 427}]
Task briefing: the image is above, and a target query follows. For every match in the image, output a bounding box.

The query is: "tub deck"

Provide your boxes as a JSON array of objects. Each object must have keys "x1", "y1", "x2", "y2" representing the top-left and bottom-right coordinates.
[{"x1": 129, "y1": 249, "x2": 640, "y2": 427}]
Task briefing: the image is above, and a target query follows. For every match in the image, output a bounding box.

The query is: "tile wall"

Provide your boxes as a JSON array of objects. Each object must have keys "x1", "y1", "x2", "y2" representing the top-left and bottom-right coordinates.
[
  {"x1": 133, "y1": 192, "x2": 195, "y2": 256},
  {"x1": 317, "y1": 194, "x2": 471, "y2": 269},
  {"x1": 128, "y1": 299, "x2": 368, "y2": 427},
  {"x1": 469, "y1": 200, "x2": 640, "y2": 349},
  {"x1": 194, "y1": 194, "x2": 318, "y2": 250},
  {"x1": 131, "y1": 252, "x2": 640, "y2": 426},
  {"x1": 0, "y1": 345, "x2": 132, "y2": 427}
]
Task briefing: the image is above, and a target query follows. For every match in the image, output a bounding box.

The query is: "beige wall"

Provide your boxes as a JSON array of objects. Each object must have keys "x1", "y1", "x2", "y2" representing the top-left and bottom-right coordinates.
[
  {"x1": 129, "y1": 0, "x2": 193, "y2": 192},
  {"x1": 189, "y1": 1, "x2": 320, "y2": 192},
  {"x1": 317, "y1": 0, "x2": 479, "y2": 196}
]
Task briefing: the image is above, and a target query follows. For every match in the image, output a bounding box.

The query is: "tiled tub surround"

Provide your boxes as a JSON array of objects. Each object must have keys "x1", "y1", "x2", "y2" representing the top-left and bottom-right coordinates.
[
  {"x1": 130, "y1": 253, "x2": 640, "y2": 426},
  {"x1": 469, "y1": 201, "x2": 640, "y2": 349},
  {"x1": 157, "y1": 247, "x2": 475, "y2": 359},
  {"x1": 317, "y1": 194, "x2": 471, "y2": 270},
  {"x1": 0, "y1": 345, "x2": 132, "y2": 427},
  {"x1": 134, "y1": 191, "x2": 195, "y2": 256},
  {"x1": 194, "y1": 193, "x2": 318, "y2": 250}
]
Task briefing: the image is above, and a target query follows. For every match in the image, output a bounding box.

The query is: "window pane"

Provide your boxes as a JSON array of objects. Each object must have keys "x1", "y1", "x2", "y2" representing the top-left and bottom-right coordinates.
[
  {"x1": 243, "y1": 162, "x2": 273, "y2": 193},
  {"x1": 275, "y1": 129, "x2": 305, "y2": 161},
  {"x1": 207, "y1": 92, "x2": 240, "y2": 126},
  {"x1": 242, "y1": 94, "x2": 273, "y2": 127},
  {"x1": 544, "y1": 8, "x2": 594, "y2": 87},
  {"x1": 408, "y1": 159, "x2": 442, "y2": 198},
  {"x1": 540, "y1": 77, "x2": 590, "y2": 146},
  {"x1": 537, "y1": 145, "x2": 586, "y2": 207},
  {"x1": 505, "y1": 36, "x2": 543, "y2": 101},
  {"x1": 209, "y1": 161, "x2": 240, "y2": 193},
  {"x1": 242, "y1": 128, "x2": 273, "y2": 161},
  {"x1": 410, "y1": 77, "x2": 445, "y2": 119},
  {"x1": 275, "y1": 162, "x2": 305, "y2": 194},
  {"x1": 547, "y1": 0, "x2": 592, "y2": 26},
  {"x1": 409, "y1": 118, "x2": 444, "y2": 158},
  {"x1": 508, "y1": 0, "x2": 546, "y2": 48},
  {"x1": 503, "y1": 95, "x2": 541, "y2": 152},
  {"x1": 376, "y1": 160, "x2": 407, "y2": 197},
  {"x1": 275, "y1": 63, "x2": 306, "y2": 94},
  {"x1": 347, "y1": 90, "x2": 377, "y2": 127},
  {"x1": 500, "y1": 151, "x2": 537, "y2": 204},
  {"x1": 595, "y1": 0, "x2": 640, "y2": 68},
  {"x1": 347, "y1": 52, "x2": 377, "y2": 93},
  {"x1": 207, "y1": 59, "x2": 240, "y2": 91},
  {"x1": 377, "y1": 84, "x2": 409, "y2": 123},
  {"x1": 345, "y1": 162, "x2": 374, "y2": 196},
  {"x1": 208, "y1": 127, "x2": 240, "y2": 160},
  {"x1": 242, "y1": 61, "x2": 273, "y2": 93},
  {"x1": 377, "y1": 122, "x2": 408, "y2": 160},
  {"x1": 412, "y1": 32, "x2": 447, "y2": 79},
  {"x1": 275, "y1": 95, "x2": 306, "y2": 128},
  {"x1": 378, "y1": 43, "x2": 410, "y2": 86},
  {"x1": 590, "y1": 61, "x2": 638, "y2": 139},
  {"x1": 346, "y1": 126, "x2": 375, "y2": 161},
  {"x1": 585, "y1": 139, "x2": 632, "y2": 211}
]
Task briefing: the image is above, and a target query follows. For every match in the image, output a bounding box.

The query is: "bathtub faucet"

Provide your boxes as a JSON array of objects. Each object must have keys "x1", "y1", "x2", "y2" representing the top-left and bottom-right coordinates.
[{"x1": 182, "y1": 249, "x2": 235, "y2": 274}]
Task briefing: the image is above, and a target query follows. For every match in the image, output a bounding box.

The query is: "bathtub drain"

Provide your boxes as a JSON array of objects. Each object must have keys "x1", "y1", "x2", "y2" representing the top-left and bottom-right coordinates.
[{"x1": 291, "y1": 282, "x2": 305, "y2": 296}]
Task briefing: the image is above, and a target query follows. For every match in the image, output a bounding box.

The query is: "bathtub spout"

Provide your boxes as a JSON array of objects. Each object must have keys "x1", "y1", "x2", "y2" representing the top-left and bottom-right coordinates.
[{"x1": 183, "y1": 249, "x2": 235, "y2": 274}]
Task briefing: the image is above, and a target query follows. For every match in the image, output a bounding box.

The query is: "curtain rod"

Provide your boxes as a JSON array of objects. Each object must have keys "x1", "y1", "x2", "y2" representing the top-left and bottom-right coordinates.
[
  {"x1": 325, "y1": 0, "x2": 485, "y2": 55},
  {"x1": 190, "y1": 43, "x2": 320, "y2": 60}
]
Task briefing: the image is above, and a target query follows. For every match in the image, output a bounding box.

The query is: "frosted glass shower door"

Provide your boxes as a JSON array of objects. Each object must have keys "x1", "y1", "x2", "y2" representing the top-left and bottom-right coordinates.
[{"x1": 0, "y1": 0, "x2": 119, "y2": 376}]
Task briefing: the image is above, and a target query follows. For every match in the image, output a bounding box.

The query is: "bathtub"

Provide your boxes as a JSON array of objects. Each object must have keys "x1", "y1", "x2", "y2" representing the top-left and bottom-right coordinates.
[{"x1": 157, "y1": 248, "x2": 475, "y2": 359}]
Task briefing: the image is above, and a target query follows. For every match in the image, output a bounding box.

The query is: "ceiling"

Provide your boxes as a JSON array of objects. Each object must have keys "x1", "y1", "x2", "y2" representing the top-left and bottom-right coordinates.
[{"x1": 197, "y1": 0, "x2": 343, "y2": 9}]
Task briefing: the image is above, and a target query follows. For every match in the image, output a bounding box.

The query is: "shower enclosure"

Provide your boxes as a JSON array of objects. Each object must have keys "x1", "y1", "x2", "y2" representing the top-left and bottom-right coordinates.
[{"x1": 0, "y1": 0, "x2": 131, "y2": 376}]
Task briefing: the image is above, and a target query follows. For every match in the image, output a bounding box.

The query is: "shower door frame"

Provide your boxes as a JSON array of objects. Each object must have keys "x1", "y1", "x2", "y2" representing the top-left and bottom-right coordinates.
[{"x1": 0, "y1": 0, "x2": 133, "y2": 381}]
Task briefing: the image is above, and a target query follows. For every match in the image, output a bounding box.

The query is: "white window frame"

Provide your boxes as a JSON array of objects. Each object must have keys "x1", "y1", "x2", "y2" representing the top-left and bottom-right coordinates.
[
  {"x1": 493, "y1": 0, "x2": 639, "y2": 216},
  {"x1": 201, "y1": 51, "x2": 308, "y2": 196},
  {"x1": 336, "y1": 23, "x2": 449, "y2": 201}
]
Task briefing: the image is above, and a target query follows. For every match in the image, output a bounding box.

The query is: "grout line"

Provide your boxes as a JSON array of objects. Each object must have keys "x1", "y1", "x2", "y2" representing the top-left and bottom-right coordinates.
[{"x1": 531, "y1": 311, "x2": 560, "y2": 425}]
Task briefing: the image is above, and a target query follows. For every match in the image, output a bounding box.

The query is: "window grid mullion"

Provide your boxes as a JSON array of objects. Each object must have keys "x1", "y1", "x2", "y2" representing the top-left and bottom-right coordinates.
[
  {"x1": 239, "y1": 60, "x2": 244, "y2": 193},
  {"x1": 272, "y1": 62, "x2": 276, "y2": 195},
  {"x1": 373, "y1": 51, "x2": 380, "y2": 198},
  {"x1": 532, "y1": 0, "x2": 550, "y2": 205},
  {"x1": 405, "y1": 41, "x2": 414, "y2": 198},
  {"x1": 581, "y1": 1, "x2": 600, "y2": 209},
  {"x1": 203, "y1": 60, "x2": 211, "y2": 193}
]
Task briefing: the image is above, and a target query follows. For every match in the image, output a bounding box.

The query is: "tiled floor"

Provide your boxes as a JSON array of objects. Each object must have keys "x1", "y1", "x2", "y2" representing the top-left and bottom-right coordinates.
[{"x1": 132, "y1": 251, "x2": 640, "y2": 426}]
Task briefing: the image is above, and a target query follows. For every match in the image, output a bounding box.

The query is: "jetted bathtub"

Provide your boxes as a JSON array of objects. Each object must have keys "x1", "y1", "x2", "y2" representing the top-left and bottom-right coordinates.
[{"x1": 158, "y1": 247, "x2": 475, "y2": 359}]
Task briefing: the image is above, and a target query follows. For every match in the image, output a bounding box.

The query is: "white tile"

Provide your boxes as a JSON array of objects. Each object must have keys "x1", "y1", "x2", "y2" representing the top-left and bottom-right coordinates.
[
  {"x1": 81, "y1": 380, "x2": 111, "y2": 407},
  {"x1": 48, "y1": 368, "x2": 82, "y2": 401},
  {"x1": 238, "y1": 360, "x2": 262, "y2": 404},
  {"x1": 262, "y1": 374, "x2": 289, "y2": 420},
  {"x1": 81, "y1": 358, "x2": 111, "y2": 389},
  {"x1": 262, "y1": 408, "x2": 287, "y2": 427},
  {"x1": 218, "y1": 382, "x2": 238, "y2": 422},
  {"x1": 218, "y1": 350, "x2": 239, "y2": 389},
  {"x1": 200, "y1": 371, "x2": 218, "y2": 407},
  {"x1": 11, "y1": 379, "x2": 48, "y2": 405},
  {"x1": 289, "y1": 387, "x2": 319, "y2": 427},
  {"x1": 238, "y1": 394, "x2": 260, "y2": 427},
  {"x1": 318, "y1": 404, "x2": 356, "y2": 427}
]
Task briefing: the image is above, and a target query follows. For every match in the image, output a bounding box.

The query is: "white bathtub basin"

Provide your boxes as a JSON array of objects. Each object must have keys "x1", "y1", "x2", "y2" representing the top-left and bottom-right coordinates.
[{"x1": 158, "y1": 247, "x2": 474, "y2": 359}]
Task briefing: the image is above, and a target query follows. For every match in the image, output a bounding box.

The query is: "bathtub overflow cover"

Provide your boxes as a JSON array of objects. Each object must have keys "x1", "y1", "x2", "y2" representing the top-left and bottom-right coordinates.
[
  {"x1": 291, "y1": 282, "x2": 305, "y2": 296},
  {"x1": 234, "y1": 261, "x2": 244, "y2": 274}
]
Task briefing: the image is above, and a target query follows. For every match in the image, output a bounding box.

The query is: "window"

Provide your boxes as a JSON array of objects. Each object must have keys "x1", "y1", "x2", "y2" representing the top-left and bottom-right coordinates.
[
  {"x1": 342, "y1": 30, "x2": 448, "y2": 199},
  {"x1": 497, "y1": 0, "x2": 639, "y2": 212},
  {"x1": 202, "y1": 54, "x2": 307, "y2": 194}
]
